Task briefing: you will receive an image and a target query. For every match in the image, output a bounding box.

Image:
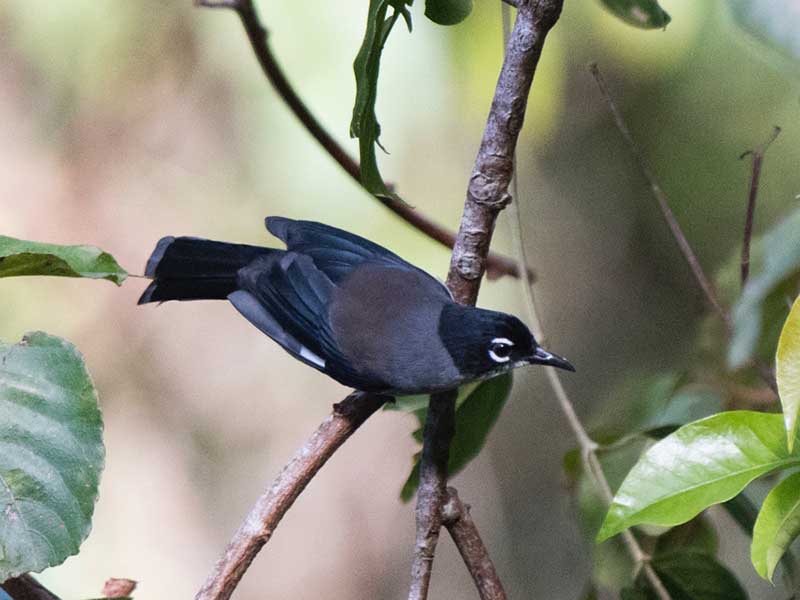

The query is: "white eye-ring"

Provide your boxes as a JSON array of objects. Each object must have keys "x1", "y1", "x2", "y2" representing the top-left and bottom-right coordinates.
[{"x1": 488, "y1": 337, "x2": 514, "y2": 363}]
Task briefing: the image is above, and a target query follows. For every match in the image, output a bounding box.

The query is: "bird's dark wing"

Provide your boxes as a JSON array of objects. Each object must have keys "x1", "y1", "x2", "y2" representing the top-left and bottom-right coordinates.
[{"x1": 266, "y1": 217, "x2": 450, "y2": 301}]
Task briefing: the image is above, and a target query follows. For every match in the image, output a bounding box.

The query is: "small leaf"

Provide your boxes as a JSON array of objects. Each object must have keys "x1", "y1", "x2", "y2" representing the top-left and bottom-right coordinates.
[
  {"x1": 647, "y1": 551, "x2": 748, "y2": 600},
  {"x1": 598, "y1": 0, "x2": 671, "y2": 29},
  {"x1": 598, "y1": 411, "x2": 800, "y2": 542},
  {"x1": 751, "y1": 471, "x2": 800, "y2": 581},
  {"x1": 0, "y1": 332, "x2": 105, "y2": 580},
  {"x1": 729, "y1": 207, "x2": 800, "y2": 369},
  {"x1": 351, "y1": 0, "x2": 412, "y2": 198},
  {"x1": 0, "y1": 235, "x2": 127, "y2": 285},
  {"x1": 425, "y1": 0, "x2": 472, "y2": 26},
  {"x1": 654, "y1": 517, "x2": 718, "y2": 557},
  {"x1": 400, "y1": 374, "x2": 513, "y2": 501},
  {"x1": 777, "y1": 295, "x2": 800, "y2": 451}
]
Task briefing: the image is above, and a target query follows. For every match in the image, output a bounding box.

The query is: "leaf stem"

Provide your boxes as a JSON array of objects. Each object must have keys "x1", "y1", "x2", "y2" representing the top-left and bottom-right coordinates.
[{"x1": 739, "y1": 126, "x2": 781, "y2": 287}]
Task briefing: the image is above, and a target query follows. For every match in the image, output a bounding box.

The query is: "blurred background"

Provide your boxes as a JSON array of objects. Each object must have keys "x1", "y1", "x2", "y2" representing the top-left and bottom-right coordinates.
[{"x1": 1, "y1": 0, "x2": 798, "y2": 598}]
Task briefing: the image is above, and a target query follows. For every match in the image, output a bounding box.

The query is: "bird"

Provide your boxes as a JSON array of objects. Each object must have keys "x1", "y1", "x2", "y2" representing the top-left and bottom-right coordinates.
[{"x1": 138, "y1": 217, "x2": 574, "y2": 395}]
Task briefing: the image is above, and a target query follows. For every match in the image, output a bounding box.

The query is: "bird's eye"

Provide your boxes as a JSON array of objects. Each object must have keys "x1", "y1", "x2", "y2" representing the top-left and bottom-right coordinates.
[{"x1": 488, "y1": 337, "x2": 514, "y2": 363}]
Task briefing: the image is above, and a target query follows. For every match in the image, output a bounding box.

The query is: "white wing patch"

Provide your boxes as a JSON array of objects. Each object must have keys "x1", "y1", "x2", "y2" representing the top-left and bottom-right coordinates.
[{"x1": 300, "y1": 345, "x2": 326, "y2": 368}]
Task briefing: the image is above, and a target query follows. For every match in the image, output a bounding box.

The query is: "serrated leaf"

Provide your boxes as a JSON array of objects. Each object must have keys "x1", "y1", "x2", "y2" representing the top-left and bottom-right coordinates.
[
  {"x1": 0, "y1": 236, "x2": 127, "y2": 285},
  {"x1": 777, "y1": 296, "x2": 800, "y2": 451},
  {"x1": 751, "y1": 471, "x2": 800, "y2": 581},
  {"x1": 598, "y1": 411, "x2": 800, "y2": 542},
  {"x1": 728, "y1": 0, "x2": 800, "y2": 63},
  {"x1": 598, "y1": 0, "x2": 671, "y2": 29},
  {"x1": 0, "y1": 332, "x2": 105, "y2": 580},
  {"x1": 647, "y1": 551, "x2": 748, "y2": 600},
  {"x1": 729, "y1": 207, "x2": 800, "y2": 369},
  {"x1": 351, "y1": 0, "x2": 412, "y2": 198},
  {"x1": 400, "y1": 373, "x2": 512, "y2": 501},
  {"x1": 425, "y1": 0, "x2": 472, "y2": 25}
]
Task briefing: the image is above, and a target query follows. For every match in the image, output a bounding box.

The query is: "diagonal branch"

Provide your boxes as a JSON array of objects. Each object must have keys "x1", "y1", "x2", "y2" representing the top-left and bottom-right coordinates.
[
  {"x1": 410, "y1": 2, "x2": 564, "y2": 598},
  {"x1": 195, "y1": 392, "x2": 388, "y2": 600},
  {"x1": 739, "y1": 126, "x2": 781, "y2": 287},
  {"x1": 194, "y1": 0, "x2": 529, "y2": 282},
  {"x1": 442, "y1": 487, "x2": 507, "y2": 599},
  {"x1": 1, "y1": 575, "x2": 62, "y2": 600}
]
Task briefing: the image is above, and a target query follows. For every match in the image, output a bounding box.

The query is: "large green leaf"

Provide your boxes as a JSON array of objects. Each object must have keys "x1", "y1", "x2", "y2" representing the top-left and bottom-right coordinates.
[
  {"x1": 645, "y1": 551, "x2": 748, "y2": 600},
  {"x1": 777, "y1": 295, "x2": 800, "y2": 451},
  {"x1": 729, "y1": 207, "x2": 800, "y2": 369},
  {"x1": 0, "y1": 236, "x2": 127, "y2": 285},
  {"x1": 597, "y1": 0, "x2": 671, "y2": 29},
  {"x1": 400, "y1": 373, "x2": 512, "y2": 501},
  {"x1": 0, "y1": 332, "x2": 105, "y2": 580},
  {"x1": 598, "y1": 411, "x2": 800, "y2": 542},
  {"x1": 424, "y1": 0, "x2": 472, "y2": 25},
  {"x1": 351, "y1": 0, "x2": 412, "y2": 198},
  {"x1": 751, "y1": 471, "x2": 800, "y2": 581}
]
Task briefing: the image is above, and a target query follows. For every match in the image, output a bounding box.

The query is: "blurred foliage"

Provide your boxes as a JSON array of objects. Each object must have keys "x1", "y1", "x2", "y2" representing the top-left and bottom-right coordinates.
[{"x1": 598, "y1": 0, "x2": 671, "y2": 29}]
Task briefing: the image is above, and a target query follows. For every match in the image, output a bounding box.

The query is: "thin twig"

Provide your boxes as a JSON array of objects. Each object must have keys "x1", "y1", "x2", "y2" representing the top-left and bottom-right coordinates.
[
  {"x1": 739, "y1": 126, "x2": 781, "y2": 287},
  {"x1": 442, "y1": 487, "x2": 507, "y2": 600},
  {"x1": 194, "y1": 0, "x2": 529, "y2": 282},
  {"x1": 410, "y1": 2, "x2": 565, "y2": 599},
  {"x1": 588, "y1": 63, "x2": 729, "y2": 328},
  {"x1": 1, "y1": 575, "x2": 62, "y2": 600},
  {"x1": 195, "y1": 392, "x2": 388, "y2": 600}
]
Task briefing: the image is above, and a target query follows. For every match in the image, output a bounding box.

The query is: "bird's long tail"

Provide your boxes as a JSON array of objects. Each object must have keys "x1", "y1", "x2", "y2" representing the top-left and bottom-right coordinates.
[{"x1": 137, "y1": 237, "x2": 273, "y2": 304}]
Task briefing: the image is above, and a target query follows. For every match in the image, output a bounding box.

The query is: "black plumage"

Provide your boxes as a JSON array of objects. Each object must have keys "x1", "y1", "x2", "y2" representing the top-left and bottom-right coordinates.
[{"x1": 138, "y1": 217, "x2": 573, "y2": 394}]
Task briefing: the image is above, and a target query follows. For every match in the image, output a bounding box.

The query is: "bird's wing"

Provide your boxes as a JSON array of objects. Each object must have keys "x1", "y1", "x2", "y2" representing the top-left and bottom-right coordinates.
[{"x1": 265, "y1": 217, "x2": 450, "y2": 300}]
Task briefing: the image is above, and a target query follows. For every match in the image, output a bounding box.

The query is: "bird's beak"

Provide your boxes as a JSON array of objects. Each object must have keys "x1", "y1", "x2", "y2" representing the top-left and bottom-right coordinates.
[{"x1": 528, "y1": 346, "x2": 576, "y2": 372}]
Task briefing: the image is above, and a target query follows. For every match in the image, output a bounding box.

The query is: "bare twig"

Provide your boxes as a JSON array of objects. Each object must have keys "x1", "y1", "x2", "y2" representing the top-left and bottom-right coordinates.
[
  {"x1": 739, "y1": 126, "x2": 781, "y2": 286},
  {"x1": 410, "y1": 2, "x2": 564, "y2": 598},
  {"x1": 194, "y1": 0, "x2": 528, "y2": 282},
  {"x1": 588, "y1": 63, "x2": 729, "y2": 328},
  {"x1": 195, "y1": 392, "x2": 388, "y2": 600},
  {"x1": 442, "y1": 488, "x2": 507, "y2": 600},
  {"x1": 1, "y1": 575, "x2": 62, "y2": 600}
]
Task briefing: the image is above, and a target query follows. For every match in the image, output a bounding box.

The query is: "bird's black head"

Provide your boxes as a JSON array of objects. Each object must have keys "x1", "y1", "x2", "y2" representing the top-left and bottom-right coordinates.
[{"x1": 438, "y1": 304, "x2": 574, "y2": 382}]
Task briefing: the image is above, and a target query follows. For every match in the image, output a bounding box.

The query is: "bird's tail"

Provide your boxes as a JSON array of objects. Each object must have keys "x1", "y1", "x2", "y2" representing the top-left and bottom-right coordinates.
[{"x1": 138, "y1": 236, "x2": 274, "y2": 304}]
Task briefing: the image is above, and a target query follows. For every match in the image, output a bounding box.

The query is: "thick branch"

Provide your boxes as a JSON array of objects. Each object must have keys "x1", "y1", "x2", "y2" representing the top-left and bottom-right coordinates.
[
  {"x1": 195, "y1": 392, "x2": 388, "y2": 600},
  {"x1": 411, "y1": 1, "x2": 564, "y2": 598},
  {"x1": 1, "y1": 575, "x2": 61, "y2": 600},
  {"x1": 739, "y1": 126, "x2": 781, "y2": 287},
  {"x1": 194, "y1": 0, "x2": 528, "y2": 282},
  {"x1": 442, "y1": 488, "x2": 507, "y2": 600}
]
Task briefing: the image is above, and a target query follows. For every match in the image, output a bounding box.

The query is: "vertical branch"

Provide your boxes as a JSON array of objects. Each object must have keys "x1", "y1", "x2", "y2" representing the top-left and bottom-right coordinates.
[
  {"x1": 739, "y1": 126, "x2": 781, "y2": 287},
  {"x1": 410, "y1": 1, "x2": 564, "y2": 598}
]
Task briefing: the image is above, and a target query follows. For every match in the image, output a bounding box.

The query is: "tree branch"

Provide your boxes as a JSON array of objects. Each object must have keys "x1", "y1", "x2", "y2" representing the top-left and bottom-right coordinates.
[
  {"x1": 194, "y1": 0, "x2": 529, "y2": 282},
  {"x1": 1, "y1": 575, "x2": 61, "y2": 600},
  {"x1": 195, "y1": 392, "x2": 388, "y2": 600},
  {"x1": 588, "y1": 63, "x2": 730, "y2": 328},
  {"x1": 442, "y1": 488, "x2": 507, "y2": 600},
  {"x1": 739, "y1": 126, "x2": 781, "y2": 287},
  {"x1": 410, "y1": 1, "x2": 564, "y2": 598}
]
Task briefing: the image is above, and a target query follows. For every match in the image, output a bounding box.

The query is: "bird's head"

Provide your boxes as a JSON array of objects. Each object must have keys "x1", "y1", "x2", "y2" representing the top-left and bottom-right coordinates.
[{"x1": 438, "y1": 304, "x2": 574, "y2": 381}]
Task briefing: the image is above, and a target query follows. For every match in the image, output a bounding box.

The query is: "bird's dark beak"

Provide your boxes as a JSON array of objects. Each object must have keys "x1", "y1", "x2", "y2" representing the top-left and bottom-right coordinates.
[{"x1": 528, "y1": 346, "x2": 575, "y2": 372}]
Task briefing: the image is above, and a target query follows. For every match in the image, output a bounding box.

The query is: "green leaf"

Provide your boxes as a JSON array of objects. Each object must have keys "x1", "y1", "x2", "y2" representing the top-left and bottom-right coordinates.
[
  {"x1": 598, "y1": 0, "x2": 671, "y2": 29},
  {"x1": 0, "y1": 235, "x2": 127, "y2": 285},
  {"x1": 400, "y1": 373, "x2": 513, "y2": 501},
  {"x1": 728, "y1": 0, "x2": 800, "y2": 64},
  {"x1": 647, "y1": 551, "x2": 748, "y2": 600},
  {"x1": 424, "y1": 0, "x2": 472, "y2": 25},
  {"x1": 777, "y1": 295, "x2": 800, "y2": 451},
  {"x1": 729, "y1": 207, "x2": 800, "y2": 369},
  {"x1": 598, "y1": 411, "x2": 800, "y2": 542},
  {"x1": 0, "y1": 332, "x2": 105, "y2": 580},
  {"x1": 751, "y1": 471, "x2": 800, "y2": 581},
  {"x1": 654, "y1": 517, "x2": 718, "y2": 557},
  {"x1": 351, "y1": 0, "x2": 412, "y2": 198}
]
